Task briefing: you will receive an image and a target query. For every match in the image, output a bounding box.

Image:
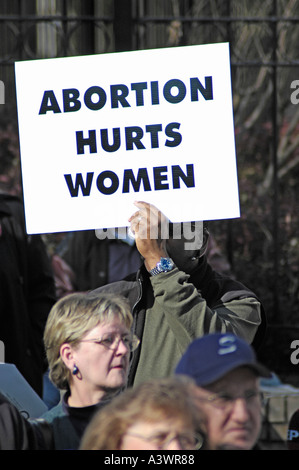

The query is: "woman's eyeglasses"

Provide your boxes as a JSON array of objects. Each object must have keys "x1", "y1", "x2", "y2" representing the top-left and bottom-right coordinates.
[{"x1": 80, "y1": 333, "x2": 140, "y2": 352}]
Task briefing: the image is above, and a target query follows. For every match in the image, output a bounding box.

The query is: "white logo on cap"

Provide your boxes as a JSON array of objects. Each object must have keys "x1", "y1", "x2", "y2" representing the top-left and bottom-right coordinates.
[{"x1": 218, "y1": 335, "x2": 237, "y2": 355}]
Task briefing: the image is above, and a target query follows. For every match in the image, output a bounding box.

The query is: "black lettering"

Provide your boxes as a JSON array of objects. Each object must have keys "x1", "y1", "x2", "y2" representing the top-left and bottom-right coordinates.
[
  {"x1": 101, "y1": 128, "x2": 121, "y2": 152},
  {"x1": 64, "y1": 172, "x2": 94, "y2": 197},
  {"x1": 145, "y1": 124, "x2": 162, "y2": 148},
  {"x1": 76, "y1": 130, "x2": 97, "y2": 154},
  {"x1": 123, "y1": 168, "x2": 151, "y2": 193},
  {"x1": 163, "y1": 79, "x2": 186, "y2": 104},
  {"x1": 84, "y1": 86, "x2": 107, "y2": 110},
  {"x1": 150, "y1": 81, "x2": 159, "y2": 105},
  {"x1": 96, "y1": 171, "x2": 119, "y2": 195},
  {"x1": 63, "y1": 88, "x2": 81, "y2": 112},
  {"x1": 39, "y1": 90, "x2": 61, "y2": 114},
  {"x1": 154, "y1": 166, "x2": 169, "y2": 190},
  {"x1": 190, "y1": 76, "x2": 213, "y2": 101},
  {"x1": 111, "y1": 84, "x2": 130, "y2": 108},
  {"x1": 172, "y1": 164, "x2": 195, "y2": 188},
  {"x1": 131, "y1": 82, "x2": 147, "y2": 106},
  {"x1": 165, "y1": 122, "x2": 182, "y2": 147},
  {"x1": 125, "y1": 126, "x2": 145, "y2": 150}
]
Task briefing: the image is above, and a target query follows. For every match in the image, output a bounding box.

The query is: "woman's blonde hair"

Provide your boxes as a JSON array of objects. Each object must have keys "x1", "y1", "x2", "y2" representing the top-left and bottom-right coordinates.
[
  {"x1": 80, "y1": 376, "x2": 202, "y2": 450},
  {"x1": 43, "y1": 292, "x2": 133, "y2": 390}
]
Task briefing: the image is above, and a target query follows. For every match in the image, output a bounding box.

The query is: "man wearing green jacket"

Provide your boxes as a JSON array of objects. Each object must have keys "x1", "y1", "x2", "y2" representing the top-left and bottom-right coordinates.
[{"x1": 91, "y1": 201, "x2": 266, "y2": 388}]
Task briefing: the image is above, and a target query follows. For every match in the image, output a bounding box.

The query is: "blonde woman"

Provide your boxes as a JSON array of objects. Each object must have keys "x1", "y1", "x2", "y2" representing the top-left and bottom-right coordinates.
[
  {"x1": 42, "y1": 292, "x2": 139, "y2": 450},
  {"x1": 80, "y1": 376, "x2": 203, "y2": 450}
]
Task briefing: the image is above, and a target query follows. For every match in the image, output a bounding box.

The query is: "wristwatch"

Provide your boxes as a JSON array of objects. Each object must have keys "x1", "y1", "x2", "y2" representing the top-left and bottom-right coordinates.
[{"x1": 149, "y1": 257, "x2": 175, "y2": 276}]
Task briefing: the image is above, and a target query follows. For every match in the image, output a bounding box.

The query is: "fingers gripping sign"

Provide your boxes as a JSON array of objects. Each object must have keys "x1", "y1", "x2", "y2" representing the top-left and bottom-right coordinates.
[{"x1": 128, "y1": 201, "x2": 168, "y2": 271}]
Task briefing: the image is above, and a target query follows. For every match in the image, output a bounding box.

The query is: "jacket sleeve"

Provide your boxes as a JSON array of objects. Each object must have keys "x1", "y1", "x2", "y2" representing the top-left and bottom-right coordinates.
[
  {"x1": 150, "y1": 267, "x2": 262, "y2": 348},
  {"x1": 0, "y1": 393, "x2": 53, "y2": 450}
]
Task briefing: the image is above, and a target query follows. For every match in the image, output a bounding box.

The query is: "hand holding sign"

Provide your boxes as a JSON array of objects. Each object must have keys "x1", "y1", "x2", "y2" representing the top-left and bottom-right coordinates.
[{"x1": 129, "y1": 201, "x2": 168, "y2": 271}]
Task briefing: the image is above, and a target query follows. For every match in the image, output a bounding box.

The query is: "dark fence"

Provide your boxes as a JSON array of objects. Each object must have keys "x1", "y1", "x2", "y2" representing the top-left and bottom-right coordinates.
[{"x1": 1, "y1": 0, "x2": 299, "y2": 374}]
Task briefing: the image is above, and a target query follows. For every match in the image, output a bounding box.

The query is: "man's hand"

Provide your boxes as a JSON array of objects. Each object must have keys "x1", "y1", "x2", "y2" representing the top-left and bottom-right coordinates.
[{"x1": 128, "y1": 201, "x2": 169, "y2": 272}]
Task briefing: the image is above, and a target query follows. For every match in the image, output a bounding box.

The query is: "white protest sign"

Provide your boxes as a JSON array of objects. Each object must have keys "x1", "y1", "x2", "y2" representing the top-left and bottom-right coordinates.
[{"x1": 15, "y1": 42, "x2": 240, "y2": 234}]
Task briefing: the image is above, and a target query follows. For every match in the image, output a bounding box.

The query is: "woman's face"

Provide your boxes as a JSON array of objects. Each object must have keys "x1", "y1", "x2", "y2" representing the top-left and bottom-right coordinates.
[
  {"x1": 120, "y1": 418, "x2": 198, "y2": 450},
  {"x1": 70, "y1": 316, "x2": 131, "y2": 395}
]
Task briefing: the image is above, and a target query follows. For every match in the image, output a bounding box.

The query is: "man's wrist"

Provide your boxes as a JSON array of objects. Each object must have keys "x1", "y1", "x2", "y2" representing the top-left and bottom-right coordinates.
[
  {"x1": 148, "y1": 257, "x2": 175, "y2": 276},
  {"x1": 144, "y1": 252, "x2": 168, "y2": 271}
]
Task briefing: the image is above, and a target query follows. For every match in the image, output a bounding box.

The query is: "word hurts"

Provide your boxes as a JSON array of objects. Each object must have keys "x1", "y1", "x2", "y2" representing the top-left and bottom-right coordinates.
[
  {"x1": 64, "y1": 164, "x2": 195, "y2": 196},
  {"x1": 76, "y1": 122, "x2": 181, "y2": 154},
  {"x1": 38, "y1": 77, "x2": 213, "y2": 114}
]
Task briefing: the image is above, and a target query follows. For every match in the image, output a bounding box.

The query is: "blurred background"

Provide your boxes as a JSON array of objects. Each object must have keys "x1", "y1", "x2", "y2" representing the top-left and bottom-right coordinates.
[{"x1": 1, "y1": 0, "x2": 299, "y2": 386}]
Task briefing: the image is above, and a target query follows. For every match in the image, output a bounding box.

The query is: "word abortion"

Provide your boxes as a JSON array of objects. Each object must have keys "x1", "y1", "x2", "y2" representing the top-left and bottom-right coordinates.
[{"x1": 38, "y1": 76, "x2": 214, "y2": 114}]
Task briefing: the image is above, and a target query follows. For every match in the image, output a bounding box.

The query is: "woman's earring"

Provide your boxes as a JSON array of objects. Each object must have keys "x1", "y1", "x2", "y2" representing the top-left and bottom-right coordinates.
[{"x1": 72, "y1": 364, "x2": 79, "y2": 375}]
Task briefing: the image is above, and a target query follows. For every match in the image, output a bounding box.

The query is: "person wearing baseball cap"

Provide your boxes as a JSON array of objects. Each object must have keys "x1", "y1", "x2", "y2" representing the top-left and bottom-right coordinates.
[{"x1": 175, "y1": 332, "x2": 271, "y2": 450}]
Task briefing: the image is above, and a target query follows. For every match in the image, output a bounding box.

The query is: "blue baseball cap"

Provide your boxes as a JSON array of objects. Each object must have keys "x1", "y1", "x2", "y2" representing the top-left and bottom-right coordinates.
[{"x1": 175, "y1": 333, "x2": 270, "y2": 386}]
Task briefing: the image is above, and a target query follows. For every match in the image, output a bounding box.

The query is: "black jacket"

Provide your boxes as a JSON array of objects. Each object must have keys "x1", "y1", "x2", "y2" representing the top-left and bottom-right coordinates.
[
  {"x1": 0, "y1": 392, "x2": 54, "y2": 450},
  {"x1": 0, "y1": 194, "x2": 56, "y2": 395}
]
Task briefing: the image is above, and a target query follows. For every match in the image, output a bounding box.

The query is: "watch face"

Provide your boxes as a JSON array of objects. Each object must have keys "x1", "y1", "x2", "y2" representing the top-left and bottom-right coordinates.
[{"x1": 160, "y1": 257, "x2": 174, "y2": 271}]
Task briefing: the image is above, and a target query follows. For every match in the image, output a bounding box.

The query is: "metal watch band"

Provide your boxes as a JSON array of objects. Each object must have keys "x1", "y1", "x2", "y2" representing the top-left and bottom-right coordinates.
[
  {"x1": 149, "y1": 257, "x2": 174, "y2": 276},
  {"x1": 149, "y1": 266, "x2": 162, "y2": 276}
]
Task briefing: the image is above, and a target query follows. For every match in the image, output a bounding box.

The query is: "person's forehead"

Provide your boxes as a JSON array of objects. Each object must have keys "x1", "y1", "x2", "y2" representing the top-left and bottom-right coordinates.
[
  {"x1": 83, "y1": 317, "x2": 129, "y2": 338},
  {"x1": 127, "y1": 418, "x2": 187, "y2": 435},
  {"x1": 206, "y1": 367, "x2": 259, "y2": 391}
]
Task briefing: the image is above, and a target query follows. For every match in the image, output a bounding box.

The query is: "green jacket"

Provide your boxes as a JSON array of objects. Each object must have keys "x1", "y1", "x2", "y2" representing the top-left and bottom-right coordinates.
[{"x1": 92, "y1": 256, "x2": 266, "y2": 387}]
